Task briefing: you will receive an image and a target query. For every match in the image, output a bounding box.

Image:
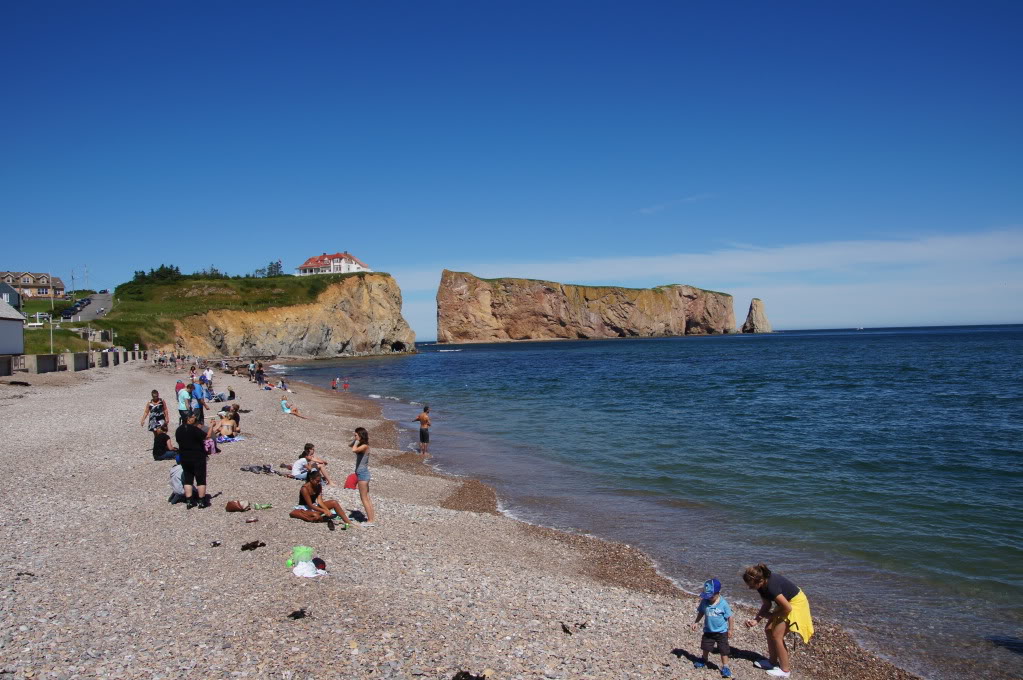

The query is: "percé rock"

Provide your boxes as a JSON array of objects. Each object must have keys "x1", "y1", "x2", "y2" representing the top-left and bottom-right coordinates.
[
  {"x1": 436, "y1": 270, "x2": 735, "y2": 343},
  {"x1": 173, "y1": 273, "x2": 415, "y2": 357},
  {"x1": 741, "y1": 298, "x2": 772, "y2": 333}
]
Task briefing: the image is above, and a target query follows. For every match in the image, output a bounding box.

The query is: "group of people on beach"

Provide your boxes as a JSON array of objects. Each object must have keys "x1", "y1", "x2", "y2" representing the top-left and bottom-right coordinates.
[{"x1": 144, "y1": 358, "x2": 377, "y2": 523}]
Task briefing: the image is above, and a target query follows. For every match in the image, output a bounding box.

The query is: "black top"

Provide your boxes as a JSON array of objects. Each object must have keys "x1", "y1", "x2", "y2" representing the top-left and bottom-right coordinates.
[
  {"x1": 298, "y1": 483, "x2": 321, "y2": 508},
  {"x1": 152, "y1": 432, "x2": 171, "y2": 459},
  {"x1": 175, "y1": 423, "x2": 206, "y2": 461},
  {"x1": 758, "y1": 573, "x2": 800, "y2": 602}
]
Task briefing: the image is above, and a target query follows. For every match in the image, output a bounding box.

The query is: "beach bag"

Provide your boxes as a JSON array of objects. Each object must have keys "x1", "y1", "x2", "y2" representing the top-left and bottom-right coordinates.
[
  {"x1": 344, "y1": 473, "x2": 359, "y2": 489},
  {"x1": 225, "y1": 500, "x2": 250, "y2": 512}
]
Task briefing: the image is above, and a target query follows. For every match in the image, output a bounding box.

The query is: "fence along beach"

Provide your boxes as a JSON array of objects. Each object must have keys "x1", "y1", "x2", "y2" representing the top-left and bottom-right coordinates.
[{"x1": 0, "y1": 360, "x2": 924, "y2": 680}]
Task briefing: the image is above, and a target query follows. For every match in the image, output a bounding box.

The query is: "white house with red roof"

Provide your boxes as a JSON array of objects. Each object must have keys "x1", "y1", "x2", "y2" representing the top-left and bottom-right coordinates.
[{"x1": 295, "y1": 252, "x2": 372, "y2": 276}]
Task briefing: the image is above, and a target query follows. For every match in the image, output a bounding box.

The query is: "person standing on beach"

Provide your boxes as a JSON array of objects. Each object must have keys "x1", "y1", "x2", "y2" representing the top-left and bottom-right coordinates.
[
  {"x1": 331, "y1": 377, "x2": 338, "y2": 391},
  {"x1": 351, "y1": 427, "x2": 376, "y2": 526},
  {"x1": 743, "y1": 563, "x2": 814, "y2": 678},
  {"x1": 141, "y1": 390, "x2": 169, "y2": 432},
  {"x1": 176, "y1": 382, "x2": 193, "y2": 426},
  {"x1": 248, "y1": 360, "x2": 255, "y2": 382},
  {"x1": 342, "y1": 377, "x2": 349, "y2": 392},
  {"x1": 175, "y1": 412, "x2": 213, "y2": 508},
  {"x1": 690, "y1": 578, "x2": 733, "y2": 678},
  {"x1": 191, "y1": 378, "x2": 208, "y2": 425},
  {"x1": 413, "y1": 405, "x2": 431, "y2": 457}
]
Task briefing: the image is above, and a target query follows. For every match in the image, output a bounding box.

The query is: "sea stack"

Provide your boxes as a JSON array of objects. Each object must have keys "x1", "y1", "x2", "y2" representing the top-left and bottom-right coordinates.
[
  {"x1": 741, "y1": 298, "x2": 772, "y2": 333},
  {"x1": 436, "y1": 270, "x2": 735, "y2": 343}
]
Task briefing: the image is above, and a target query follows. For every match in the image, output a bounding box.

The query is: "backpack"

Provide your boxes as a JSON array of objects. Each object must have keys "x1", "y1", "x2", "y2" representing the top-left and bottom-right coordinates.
[{"x1": 168, "y1": 464, "x2": 185, "y2": 503}]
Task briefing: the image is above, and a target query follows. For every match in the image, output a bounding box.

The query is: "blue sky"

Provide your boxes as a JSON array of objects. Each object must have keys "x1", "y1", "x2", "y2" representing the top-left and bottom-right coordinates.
[{"x1": 2, "y1": 1, "x2": 1021, "y2": 338}]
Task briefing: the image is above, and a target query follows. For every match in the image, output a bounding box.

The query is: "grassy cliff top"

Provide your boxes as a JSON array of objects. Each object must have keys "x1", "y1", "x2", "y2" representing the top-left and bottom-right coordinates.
[
  {"x1": 443, "y1": 270, "x2": 732, "y2": 297},
  {"x1": 96, "y1": 271, "x2": 390, "y2": 349}
]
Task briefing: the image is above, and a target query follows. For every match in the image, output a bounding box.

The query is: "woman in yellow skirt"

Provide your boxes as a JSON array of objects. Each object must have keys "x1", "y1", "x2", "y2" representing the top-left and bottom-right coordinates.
[{"x1": 742, "y1": 563, "x2": 814, "y2": 678}]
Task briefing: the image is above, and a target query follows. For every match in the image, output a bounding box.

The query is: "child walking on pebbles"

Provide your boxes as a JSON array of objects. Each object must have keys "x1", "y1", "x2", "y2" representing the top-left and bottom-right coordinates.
[{"x1": 690, "y1": 578, "x2": 733, "y2": 678}]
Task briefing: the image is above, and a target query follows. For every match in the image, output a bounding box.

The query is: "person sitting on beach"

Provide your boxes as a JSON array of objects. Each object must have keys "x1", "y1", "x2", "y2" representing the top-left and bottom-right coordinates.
[
  {"x1": 690, "y1": 578, "x2": 733, "y2": 678},
  {"x1": 152, "y1": 424, "x2": 177, "y2": 461},
  {"x1": 228, "y1": 404, "x2": 241, "y2": 433},
  {"x1": 280, "y1": 397, "x2": 308, "y2": 419},
  {"x1": 351, "y1": 427, "x2": 376, "y2": 526},
  {"x1": 217, "y1": 415, "x2": 237, "y2": 439},
  {"x1": 141, "y1": 390, "x2": 169, "y2": 432},
  {"x1": 289, "y1": 469, "x2": 351, "y2": 526},
  {"x1": 291, "y1": 443, "x2": 333, "y2": 484},
  {"x1": 175, "y1": 412, "x2": 215, "y2": 509},
  {"x1": 743, "y1": 563, "x2": 814, "y2": 678}
]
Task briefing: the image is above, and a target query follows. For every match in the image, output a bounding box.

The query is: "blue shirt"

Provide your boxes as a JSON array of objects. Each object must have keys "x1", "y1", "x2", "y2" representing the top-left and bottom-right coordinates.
[
  {"x1": 191, "y1": 383, "x2": 206, "y2": 407},
  {"x1": 697, "y1": 596, "x2": 732, "y2": 633}
]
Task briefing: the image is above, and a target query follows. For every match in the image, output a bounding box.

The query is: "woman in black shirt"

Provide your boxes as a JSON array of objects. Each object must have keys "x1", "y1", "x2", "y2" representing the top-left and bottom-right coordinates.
[
  {"x1": 175, "y1": 412, "x2": 214, "y2": 509},
  {"x1": 742, "y1": 563, "x2": 814, "y2": 677}
]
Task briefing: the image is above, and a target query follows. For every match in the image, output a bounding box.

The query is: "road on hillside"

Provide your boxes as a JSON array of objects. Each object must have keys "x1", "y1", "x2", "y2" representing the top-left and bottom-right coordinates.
[{"x1": 66, "y1": 292, "x2": 113, "y2": 322}]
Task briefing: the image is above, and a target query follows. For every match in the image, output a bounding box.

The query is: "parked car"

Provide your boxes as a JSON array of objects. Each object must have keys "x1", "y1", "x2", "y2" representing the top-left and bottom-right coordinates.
[
  {"x1": 98, "y1": 289, "x2": 108, "y2": 294},
  {"x1": 61, "y1": 310, "x2": 75, "y2": 319}
]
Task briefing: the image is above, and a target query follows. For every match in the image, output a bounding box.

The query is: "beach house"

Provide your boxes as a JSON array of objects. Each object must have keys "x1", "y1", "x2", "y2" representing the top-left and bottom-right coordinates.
[
  {"x1": 294, "y1": 252, "x2": 372, "y2": 276},
  {"x1": 0, "y1": 282, "x2": 22, "y2": 311},
  {"x1": 0, "y1": 272, "x2": 65, "y2": 299},
  {"x1": 0, "y1": 298, "x2": 25, "y2": 355}
]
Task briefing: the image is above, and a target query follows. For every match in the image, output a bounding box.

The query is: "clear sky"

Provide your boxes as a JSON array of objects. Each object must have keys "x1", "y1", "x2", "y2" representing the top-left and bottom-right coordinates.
[{"x1": 3, "y1": 1, "x2": 1021, "y2": 339}]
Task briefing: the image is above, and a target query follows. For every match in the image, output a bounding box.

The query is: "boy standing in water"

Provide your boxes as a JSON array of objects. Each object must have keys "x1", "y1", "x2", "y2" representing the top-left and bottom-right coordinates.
[{"x1": 690, "y1": 578, "x2": 733, "y2": 678}]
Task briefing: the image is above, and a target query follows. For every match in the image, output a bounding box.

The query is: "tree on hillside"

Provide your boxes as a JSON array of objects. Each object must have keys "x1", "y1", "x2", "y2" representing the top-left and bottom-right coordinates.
[{"x1": 266, "y1": 260, "x2": 283, "y2": 277}]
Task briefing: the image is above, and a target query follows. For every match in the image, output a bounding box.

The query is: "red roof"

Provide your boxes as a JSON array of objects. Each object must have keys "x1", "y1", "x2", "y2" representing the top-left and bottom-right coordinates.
[{"x1": 297, "y1": 252, "x2": 369, "y2": 269}]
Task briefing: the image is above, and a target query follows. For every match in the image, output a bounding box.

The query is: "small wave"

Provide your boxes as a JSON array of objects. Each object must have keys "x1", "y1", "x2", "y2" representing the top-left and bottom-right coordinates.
[
  {"x1": 438, "y1": 349, "x2": 462, "y2": 352},
  {"x1": 409, "y1": 401, "x2": 423, "y2": 406},
  {"x1": 368, "y1": 394, "x2": 381, "y2": 399}
]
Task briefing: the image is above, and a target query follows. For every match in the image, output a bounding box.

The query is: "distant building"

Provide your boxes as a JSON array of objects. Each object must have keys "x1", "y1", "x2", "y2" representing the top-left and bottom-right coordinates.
[
  {"x1": 0, "y1": 282, "x2": 21, "y2": 311},
  {"x1": 0, "y1": 271, "x2": 65, "y2": 299},
  {"x1": 0, "y1": 298, "x2": 25, "y2": 355},
  {"x1": 295, "y1": 252, "x2": 372, "y2": 276}
]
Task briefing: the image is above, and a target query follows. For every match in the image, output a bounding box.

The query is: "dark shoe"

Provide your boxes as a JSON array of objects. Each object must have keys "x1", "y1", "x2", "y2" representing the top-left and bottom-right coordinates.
[
  {"x1": 185, "y1": 498, "x2": 197, "y2": 509},
  {"x1": 199, "y1": 497, "x2": 211, "y2": 509}
]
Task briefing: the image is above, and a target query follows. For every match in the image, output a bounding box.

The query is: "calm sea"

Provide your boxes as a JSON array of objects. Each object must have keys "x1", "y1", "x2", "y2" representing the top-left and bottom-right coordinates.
[{"x1": 277, "y1": 325, "x2": 1023, "y2": 680}]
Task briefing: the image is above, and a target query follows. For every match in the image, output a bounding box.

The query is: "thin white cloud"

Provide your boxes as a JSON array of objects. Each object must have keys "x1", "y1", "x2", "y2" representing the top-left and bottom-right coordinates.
[{"x1": 637, "y1": 193, "x2": 717, "y2": 215}]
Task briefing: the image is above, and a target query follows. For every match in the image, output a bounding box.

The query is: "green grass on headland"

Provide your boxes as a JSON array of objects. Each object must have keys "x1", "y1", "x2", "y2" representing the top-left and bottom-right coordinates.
[
  {"x1": 95, "y1": 271, "x2": 389, "y2": 350},
  {"x1": 21, "y1": 299, "x2": 73, "y2": 318},
  {"x1": 23, "y1": 329, "x2": 98, "y2": 354},
  {"x1": 447, "y1": 271, "x2": 732, "y2": 297}
]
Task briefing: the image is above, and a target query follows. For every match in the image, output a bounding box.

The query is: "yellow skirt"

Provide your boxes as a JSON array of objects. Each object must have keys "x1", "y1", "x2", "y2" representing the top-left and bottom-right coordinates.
[{"x1": 767, "y1": 590, "x2": 814, "y2": 643}]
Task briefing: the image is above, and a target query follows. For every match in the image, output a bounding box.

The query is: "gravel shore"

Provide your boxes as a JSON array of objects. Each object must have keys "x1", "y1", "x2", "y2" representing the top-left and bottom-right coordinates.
[{"x1": 0, "y1": 362, "x2": 921, "y2": 679}]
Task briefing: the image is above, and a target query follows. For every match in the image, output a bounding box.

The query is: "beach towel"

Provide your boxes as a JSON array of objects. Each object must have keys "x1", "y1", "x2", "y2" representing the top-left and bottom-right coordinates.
[{"x1": 767, "y1": 589, "x2": 814, "y2": 643}]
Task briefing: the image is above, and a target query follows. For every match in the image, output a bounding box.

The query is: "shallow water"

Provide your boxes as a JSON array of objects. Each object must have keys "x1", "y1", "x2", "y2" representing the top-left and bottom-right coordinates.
[{"x1": 281, "y1": 325, "x2": 1023, "y2": 680}]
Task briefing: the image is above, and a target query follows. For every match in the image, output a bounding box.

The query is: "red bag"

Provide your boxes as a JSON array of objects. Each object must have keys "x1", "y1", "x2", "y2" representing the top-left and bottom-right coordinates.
[{"x1": 344, "y1": 473, "x2": 358, "y2": 489}]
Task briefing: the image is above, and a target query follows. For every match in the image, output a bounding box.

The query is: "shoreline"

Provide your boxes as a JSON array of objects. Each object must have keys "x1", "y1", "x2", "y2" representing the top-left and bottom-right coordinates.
[
  {"x1": 0, "y1": 361, "x2": 922, "y2": 680},
  {"x1": 282, "y1": 370, "x2": 922, "y2": 680}
]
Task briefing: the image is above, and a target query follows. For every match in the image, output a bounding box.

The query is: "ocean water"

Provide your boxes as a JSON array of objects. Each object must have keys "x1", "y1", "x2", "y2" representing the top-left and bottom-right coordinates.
[{"x1": 279, "y1": 326, "x2": 1023, "y2": 679}]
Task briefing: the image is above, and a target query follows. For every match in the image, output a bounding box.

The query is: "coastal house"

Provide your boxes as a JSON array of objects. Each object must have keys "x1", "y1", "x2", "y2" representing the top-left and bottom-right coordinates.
[
  {"x1": 0, "y1": 271, "x2": 65, "y2": 299},
  {"x1": 295, "y1": 252, "x2": 372, "y2": 276},
  {"x1": 0, "y1": 298, "x2": 25, "y2": 355},
  {"x1": 0, "y1": 282, "x2": 22, "y2": 311}
]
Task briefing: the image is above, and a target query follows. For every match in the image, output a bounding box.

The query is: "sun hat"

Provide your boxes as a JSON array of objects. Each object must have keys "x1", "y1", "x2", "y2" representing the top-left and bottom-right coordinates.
[{"x1": 700, "y1": 578, "x2": 722, "y2": 600}]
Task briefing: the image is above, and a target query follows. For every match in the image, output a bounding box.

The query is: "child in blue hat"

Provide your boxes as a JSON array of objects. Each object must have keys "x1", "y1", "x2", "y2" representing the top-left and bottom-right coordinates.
[{"x1": 690, "y1": 578, "x2": 733, "y2": 678}]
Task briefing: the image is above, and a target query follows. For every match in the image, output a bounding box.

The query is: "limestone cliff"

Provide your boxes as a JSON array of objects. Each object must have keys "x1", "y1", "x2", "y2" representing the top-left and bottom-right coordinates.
[
  {"x1": 436, "y1": 270, "x2": 735, "y2": 343},
  {"x1": 741, "y1": 298, "x2": 772, "y2": 334},
  {"x1": 173, "y1": 273, "x2": 415, "y2": 357}
]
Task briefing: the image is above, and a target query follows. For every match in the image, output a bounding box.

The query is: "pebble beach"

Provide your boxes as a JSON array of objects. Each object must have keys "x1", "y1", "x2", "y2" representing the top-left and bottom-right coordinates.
[{"x1": 0, "y1": 362, "x2": 921, "y2": 680}]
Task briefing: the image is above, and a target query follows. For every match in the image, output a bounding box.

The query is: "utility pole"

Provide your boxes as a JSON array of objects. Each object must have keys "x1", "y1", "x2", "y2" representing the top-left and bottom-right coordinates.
[
  {"x1": 48, "y1": 270, "x2": 54, "y2": 354},
  {"x1": 85, "y1": 264, "x2": 89, "y2": 293}
]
